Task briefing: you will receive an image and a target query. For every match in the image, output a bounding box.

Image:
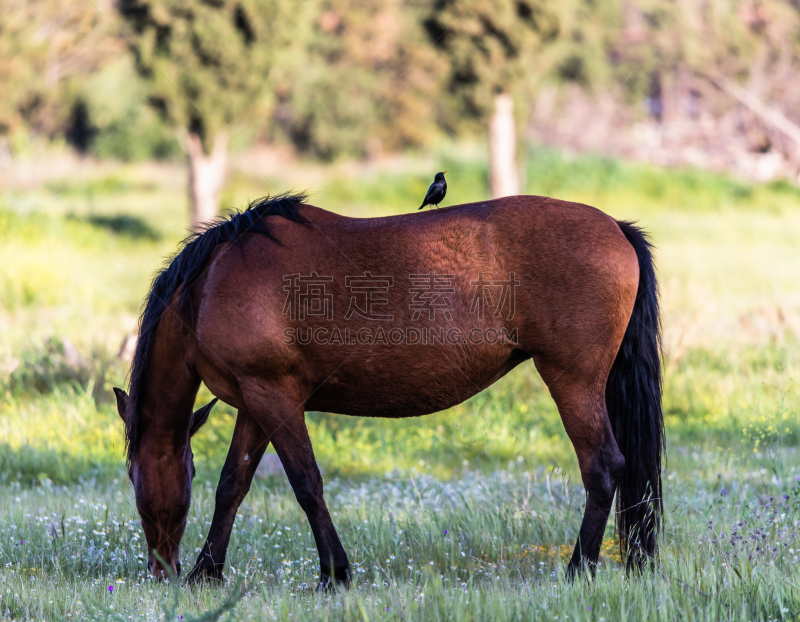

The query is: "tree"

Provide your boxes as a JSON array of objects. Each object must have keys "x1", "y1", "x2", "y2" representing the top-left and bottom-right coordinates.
[
  {"x1": 117, "y1": 0, "x2": 295, "y2": 227},
  {"x1": 0, "y1": 0, "x2": 121, "y2": 150},
  {"x1": 423, "y1": 1, "x2": 559, "y2": 197},
  {"x1": 266, "y1": 0, "x2": 442, "y2": 161},
  {"x1": 610, "y1": 0, "x2": 800, "y2": 167}
]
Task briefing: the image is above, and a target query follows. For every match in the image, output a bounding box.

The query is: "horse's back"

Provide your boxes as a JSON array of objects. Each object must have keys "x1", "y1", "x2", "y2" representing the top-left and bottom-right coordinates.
[{"x1": 194, "y1": 196, "x2": 639, "y2": 414}]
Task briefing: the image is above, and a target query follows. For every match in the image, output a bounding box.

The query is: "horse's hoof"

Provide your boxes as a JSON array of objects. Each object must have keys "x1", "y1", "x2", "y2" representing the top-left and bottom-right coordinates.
[
  {"x1": 185, "y1": 562, "x2": 224, "y2": 585},
  {"x1": 316, "y1": 576, "x2": 333, "y2": 593},
  {"x1": 316, "y1": 567, "x2": 352, "y2": 592},
  {"x1": 565, "y1": 558, "x2": 597, "y2": 582},
  {"x1": 565, "y1": 561, "x2": 581, "y2": 582}
]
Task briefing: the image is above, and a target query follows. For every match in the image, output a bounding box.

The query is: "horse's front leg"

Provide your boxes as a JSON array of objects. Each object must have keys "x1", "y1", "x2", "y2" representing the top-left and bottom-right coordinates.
[
  {"x1": 186, "y1": 408, "x2": 269, "y2": 584},
  {"x1": 269, "y1": 415, "x2": 351, "y2": 589},
  {"x1": 243, "y1": 382, "x2": 351, "y2": 590}
]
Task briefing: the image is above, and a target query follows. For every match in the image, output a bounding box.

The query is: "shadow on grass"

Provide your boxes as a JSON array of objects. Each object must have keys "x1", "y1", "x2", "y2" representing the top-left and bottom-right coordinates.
[{"x1": 74, "y1": 214, "x2": 161, "y2": 240}]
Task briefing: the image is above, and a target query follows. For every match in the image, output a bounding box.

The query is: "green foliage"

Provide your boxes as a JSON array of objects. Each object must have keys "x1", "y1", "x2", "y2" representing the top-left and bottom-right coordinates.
[
  {"x1": 117, "y1": 0, "x2": 293, "y2": 152},
  {"x1": 0, "y1": 0, "x2": 122, "y2": 141},
  {"x1": 5, "y1": 0, "x2": 800, "y2": 162},
  {"x1": 81, "y1": 58, "x2": 182, "y2": 162},
  {"x1": 1, "y1": 337, "x2": 92, "y2": 394},
  {"x1": 423, "y1": 0, "x2": 560, "y2": 118},
  {"x1": 265, "y1": 0, "x2": 442, "y2": 159}
]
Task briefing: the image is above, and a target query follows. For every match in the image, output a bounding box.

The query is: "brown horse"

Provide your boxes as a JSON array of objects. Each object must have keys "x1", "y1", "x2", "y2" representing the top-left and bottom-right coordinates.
[{"x1": 113, "y1": 192, "x2": 664, "y2": 586}]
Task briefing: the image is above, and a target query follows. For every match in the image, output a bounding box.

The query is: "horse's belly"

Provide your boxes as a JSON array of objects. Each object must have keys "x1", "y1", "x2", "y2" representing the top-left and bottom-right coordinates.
[
  {"x1": 307, "y1": 378, "x2": 478, "y2": 417},
  {"x1": 303, "y1": 344, "x2": 527, "y2": 417}
]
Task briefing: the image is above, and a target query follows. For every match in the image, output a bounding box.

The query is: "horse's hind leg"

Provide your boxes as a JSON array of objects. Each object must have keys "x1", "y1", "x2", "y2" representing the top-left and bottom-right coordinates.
[
  {"x1": 187, "y1": 408, "x2": 269, "y2": 583},
  {"x1": 242, "y1": 381, "x2": 351, "y2": 589},
  {"x1": 535, "y1": 361, "x2": 625, "y2": 576}
]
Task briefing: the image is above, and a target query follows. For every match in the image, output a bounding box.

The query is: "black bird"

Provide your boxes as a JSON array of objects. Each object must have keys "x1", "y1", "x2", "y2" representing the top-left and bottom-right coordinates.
[{"x1": 418, "y1": 171, "x2": 447, "y2": 210}]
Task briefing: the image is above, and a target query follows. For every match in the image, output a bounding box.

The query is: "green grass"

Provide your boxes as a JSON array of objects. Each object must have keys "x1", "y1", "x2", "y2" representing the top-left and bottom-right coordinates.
[
  {"x1": 0, "y1": 142, "x2": 799, "y2": 619},
  {"x1": 1, "y1": 460, "x2": 798, "y2": 620}
]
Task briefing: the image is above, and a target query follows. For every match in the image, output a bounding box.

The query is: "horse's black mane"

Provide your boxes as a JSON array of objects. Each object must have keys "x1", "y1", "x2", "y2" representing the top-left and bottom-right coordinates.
[{"x1": 125, "y1": 192, "x2": 310, "y2": 464}]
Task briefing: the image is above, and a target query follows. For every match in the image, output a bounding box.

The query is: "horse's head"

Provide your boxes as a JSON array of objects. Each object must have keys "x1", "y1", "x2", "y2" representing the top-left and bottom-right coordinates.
[{"x1": 113, "y1": 387, "x2": 216, "y2": 579}]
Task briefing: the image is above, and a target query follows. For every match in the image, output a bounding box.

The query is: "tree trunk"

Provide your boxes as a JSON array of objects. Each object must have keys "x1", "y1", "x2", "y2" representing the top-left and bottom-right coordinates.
[
  {"x1": 187, "y1": 131, "x2": 227, "y2": 229},
  {"x1": 704, "y1": 72, "x2": 800, "y2": 154},
  {"x1": 489, "y1": 93, "x2": 520, "y2": 198}
]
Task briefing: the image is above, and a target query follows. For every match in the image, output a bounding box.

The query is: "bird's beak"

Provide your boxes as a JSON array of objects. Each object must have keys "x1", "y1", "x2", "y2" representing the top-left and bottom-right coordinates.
[{"x1": 443, "y1": 170, "x2": 447, "y2": 174}]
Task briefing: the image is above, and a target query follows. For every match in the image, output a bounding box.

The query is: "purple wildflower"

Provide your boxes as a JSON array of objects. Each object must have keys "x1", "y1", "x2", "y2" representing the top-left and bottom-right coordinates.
[
  {"x1": 20, "y1": 539, "x2": 23, "y2": 545},
  {"x1": 588, "y1": 606, "x2": 592, "y2": 610},
  {"x1": 108, "y1": 585, "x2": 113, "y2": 594},
  {"x1": 444, "y1": 529, "x2": 448, "y2": 536},
  {"x1": 783, "y1": 495, "x2": 789, "y2": 500},
  {"x1": 721, "y1": 488, "x2": 727, "y2": 496},
  {"x1": 385, "y1": 607, "x2": 389, "y2": 612}
]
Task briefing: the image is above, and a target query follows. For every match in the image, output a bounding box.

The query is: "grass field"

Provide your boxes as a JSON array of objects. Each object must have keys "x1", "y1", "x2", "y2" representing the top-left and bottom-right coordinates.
[{"x1": 0, "y1": 143, "x2": 798, "y2": 620}]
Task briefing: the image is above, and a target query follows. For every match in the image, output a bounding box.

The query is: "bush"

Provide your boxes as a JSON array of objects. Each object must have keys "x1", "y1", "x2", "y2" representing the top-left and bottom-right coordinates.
[{"x1": 2, "y1": 337, "x2": 93, "y2": 395}]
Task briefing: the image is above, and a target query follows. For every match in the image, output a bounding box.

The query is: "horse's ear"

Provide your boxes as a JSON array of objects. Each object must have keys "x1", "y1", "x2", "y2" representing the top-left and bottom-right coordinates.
[
  {"x1": 113, "y1": 388, "x2": 129, "y2": 427},
  {"x1": 189, "y1": 398, "x2": 217, "y2": 437}
]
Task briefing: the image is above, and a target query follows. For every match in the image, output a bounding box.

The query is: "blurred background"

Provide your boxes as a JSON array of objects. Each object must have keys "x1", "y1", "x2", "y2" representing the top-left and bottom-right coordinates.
[{"x1": 0, "y1": 0, "x2": 799, "y2": 484}]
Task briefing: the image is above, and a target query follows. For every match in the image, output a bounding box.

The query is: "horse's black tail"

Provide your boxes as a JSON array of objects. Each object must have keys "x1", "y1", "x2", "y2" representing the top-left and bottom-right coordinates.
[{"x1": 607, "y1": 221, "x2": 665, "y2": 570}]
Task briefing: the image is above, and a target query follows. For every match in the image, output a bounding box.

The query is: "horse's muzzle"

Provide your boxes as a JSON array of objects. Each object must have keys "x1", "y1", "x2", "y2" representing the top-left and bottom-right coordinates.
[{"x1": 147, "y1": 559, "x2": 181, "y2": 578}]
